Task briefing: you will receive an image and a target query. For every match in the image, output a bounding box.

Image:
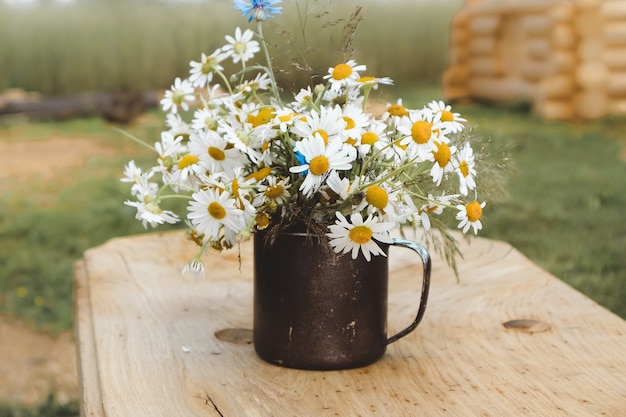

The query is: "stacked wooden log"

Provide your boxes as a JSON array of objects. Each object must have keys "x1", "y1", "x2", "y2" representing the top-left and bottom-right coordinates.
[{"x1": 443, "y1": 0, "x2": 626, "y2": 120}]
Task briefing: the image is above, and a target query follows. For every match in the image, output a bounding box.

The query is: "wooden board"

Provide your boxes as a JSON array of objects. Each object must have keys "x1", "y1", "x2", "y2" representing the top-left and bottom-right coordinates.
[{"x1": 75, "y1": 231, "x2": 626, "y2": 416}]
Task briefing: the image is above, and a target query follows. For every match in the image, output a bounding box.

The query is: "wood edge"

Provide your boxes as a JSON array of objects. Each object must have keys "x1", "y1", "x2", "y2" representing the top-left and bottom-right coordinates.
[{"x1": 73, "y1": 259, "x2": 105, "y2": 417}]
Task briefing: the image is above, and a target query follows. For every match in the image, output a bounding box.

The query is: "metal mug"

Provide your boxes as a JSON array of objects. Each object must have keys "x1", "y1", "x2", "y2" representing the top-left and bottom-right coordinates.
[{"x1": 253, "y1": 229, "x2": 431, "y2": 370}]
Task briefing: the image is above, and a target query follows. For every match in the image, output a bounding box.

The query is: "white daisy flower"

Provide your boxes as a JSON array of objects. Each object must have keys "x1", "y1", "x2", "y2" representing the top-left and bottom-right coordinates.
[
  {"x1": 340, "y1": 104, "x2": 370, "y2": 144},
  {"x1": 356, "y1": 75, "x2": 394, "y2": 90},
  {"x1": 153, "y1": 131, "x2": 186, "y2": 175},
  {"x1": 222, "y1": 27, "x2": 260, "y2": 64},
  {"x1": 121, "y1": 160, "x2": 146, "y2": 185},
  {"x1": 291, "y1": 105, "x2": 346, "y2": 144},
  {"x1": 165, "y1": 113, "x2": 192, "y2": 137},
  {"x1": 170, "y1": 152, "x2": 204, "y2": 186},
  {"x1": 155, "y1": 131, "x2": 185, "y2": 160},
  {"x1": 322, "y1": 83, "x2": 363, "y2": 107},
  {"x1": 419, "y1": 193, "x2": 458, "y2": 231},
  {"x1": 182, "y1": 258, "x2": 205, "y2": 280},
  {"x1": 357, "y1": 183, "x2": 401, "y2": 222},
  {"x1": 255, "y1": 175, "x2": 292, "y2": 206},
  {"x1": 187, "y1": 188, "x2": 246, "y2": 240},
  {"x1": 160, "y1": 77, "x2": 195, "y2": 114},
  {"x1": 327, "y1": 171, "x2": 361, "y2": 201},
  {"x1": 224, "y1": 168, "x2": 258, "y2": 225},
  {"x1": 188, "y1": 129, "x2": 248, "y2": 177},
  {"x1": 189, "y1": 48, "x2": 228, "y2": 88},
  {"x1": 125, "y1": 199, "x2": 179, "y2": 228},
  {"x1": 219, "y1": 112, "x2": 264, "y2": 163},
  {"x1": 272, "y1": 107, "x2": 298, "y2": 133},
  {"x1": 381, "y1": 99, "x2": 410, "y2": 127},
  {"x1": 122, "y1": 165, "x2": 158, "y2": 200},
  {"x1": 397, "y1": 109, "x2": 447, "y2": 162},
  {"x1": 456, "y1": 201, "x2": 486, "y2": 235},
  {"x1": 238, "y1": 72, "x2": 272, "y2": 95},
  {"x1": 289, "y1": 134, "x2": 355, "y2": 197},
  {"x1": 323, "y1": 60, "x2": 367, "y2": 92},
  {"x1": 430, "y1": 140, "x2": 457, "y2": 186},
  {"x1": 192, "y1": 107, "x2": 220, "y2": 131},
  {"x1": 292, "y1": 86, "x2": 314, "y2": 110},
  {"x1": 455, "y1": 142, "x2": 477, "y2": 196},
  {"x1": 327, "y1": 212, "x2": 395, "y2": 261},
  {"x1": 357, "y1": 119, "x2": 390, "y2": 158},
  {"x1": 427, "y1": 100, "x2": 467, "y2": 134}
]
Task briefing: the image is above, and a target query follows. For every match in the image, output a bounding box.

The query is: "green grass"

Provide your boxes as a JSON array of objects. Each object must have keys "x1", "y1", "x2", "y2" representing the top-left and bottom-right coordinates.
[
  {"x1": 456, "y1": 104, "x2": 626, "y2": 318},
  {"x1": 0, "y1": 114, "x2": 181, "y2": 334},
  {"x1": 0, "y1": 394, "x2": 78, "y2": 417}
]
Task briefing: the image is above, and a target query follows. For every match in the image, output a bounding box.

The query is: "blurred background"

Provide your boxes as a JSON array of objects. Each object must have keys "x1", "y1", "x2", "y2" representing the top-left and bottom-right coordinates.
[
  {"x1": 0, "y1": 0, "x2": 457, "y2": 96},
  {"x1": 0, "y1": 0, "x2": 624, "y2": 415}
]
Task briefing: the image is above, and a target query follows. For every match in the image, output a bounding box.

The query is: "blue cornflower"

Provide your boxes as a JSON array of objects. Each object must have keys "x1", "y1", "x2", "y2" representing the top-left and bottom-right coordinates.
[
  {"x1": 293, "y1": 148, "x2": 308, "y2": 174},
  {"x1": 233, "y1": 0, "x2": 283, "y2": 23}
]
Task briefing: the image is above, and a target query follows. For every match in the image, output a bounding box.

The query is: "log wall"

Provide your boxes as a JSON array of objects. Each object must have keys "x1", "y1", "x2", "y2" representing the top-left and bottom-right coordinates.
[{"x1": 442, "y1": 0, "x2": 626, "y2": 120}]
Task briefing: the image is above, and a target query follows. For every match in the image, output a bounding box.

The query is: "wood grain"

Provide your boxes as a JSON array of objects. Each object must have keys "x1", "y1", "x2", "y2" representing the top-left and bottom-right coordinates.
[{"x1": 75, "y1": 231, "x2": 626, "y2": 416}]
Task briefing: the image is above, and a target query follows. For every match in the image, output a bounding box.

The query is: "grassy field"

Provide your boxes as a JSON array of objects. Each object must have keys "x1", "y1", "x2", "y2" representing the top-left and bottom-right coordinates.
[
  {"x1": 0, "y1": 0, "x2": 462, "y2": 95},
  {"x1": 0, "y1": 394, "x2": 78, "y2": 417},
  {"x1": 0, "y1": 113, "x2": 170, "y2": 334}
]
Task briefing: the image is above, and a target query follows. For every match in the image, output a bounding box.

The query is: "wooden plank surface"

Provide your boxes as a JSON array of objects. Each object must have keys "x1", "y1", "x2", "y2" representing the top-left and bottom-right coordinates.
[{"x1": 75, "y1": 231, "x2": 626, "y2": 416}]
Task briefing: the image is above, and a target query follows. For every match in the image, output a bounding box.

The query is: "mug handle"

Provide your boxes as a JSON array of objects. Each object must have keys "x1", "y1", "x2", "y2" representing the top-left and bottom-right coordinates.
[{"x1": 386, "y1": 238, "x2": 432, "y2": 345}]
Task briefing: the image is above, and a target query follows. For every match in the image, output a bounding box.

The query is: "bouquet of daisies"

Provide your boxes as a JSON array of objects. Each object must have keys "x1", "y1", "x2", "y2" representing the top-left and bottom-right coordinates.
[{"x1": 122, "y1": 0, "x2": 489, "y2": 275}]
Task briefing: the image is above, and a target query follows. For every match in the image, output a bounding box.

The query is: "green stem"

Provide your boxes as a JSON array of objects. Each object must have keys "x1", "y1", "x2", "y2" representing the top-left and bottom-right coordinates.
[
  {"x1": 215, "y1": 70, "x2": 233, "y2": 95},
  {"x1": 256, "y1": 21, "x2": 280, "y2": 101},
  {"x1": 113, "y1": 126, "x2": 154, "y2": 152}
]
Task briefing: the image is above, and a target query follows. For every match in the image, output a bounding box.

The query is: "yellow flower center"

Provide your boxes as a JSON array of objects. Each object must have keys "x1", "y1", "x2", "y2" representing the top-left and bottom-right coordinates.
[
  {"x1": 342, "y1": 116, "x2": 355, "y2": 129},
  {"x1": 345, "y1": 137, "x2": 357, "y2": 146},
  {"x1": 349, "y1": 225, "x2": 373, "y2": 245},
  {"x1": 249, "y1": 107, "x2": 274, "y2": 127},
  {"x1": 432, "y1": 141, "x2": 451, "y2": 167},
  {"x1": 172, "y1": 90, "x2": 185, "y2": 105},
  {"x1": 309, "y1": 155, "x2": 330, "y2": 176},
  {"x1": 466, "y1": 201, "x2": 483, "y2": 222},
  {"x1": 365, "y1": 185, "x2": 388, "y2": 209},
  {"x1": 411, "y1": 121, "x2": 433, "y2": 144},
  {"x1": 440, "y1": 110, "x2": 454, "y2": 122},
  {"x1": 265, "y1": 185, "x2": 284, "y2": 199},
  {"x1": 313, "y1": 129, "x2": 329, "y2": 144},
  {"x1": 361, "y1": 131, "x2": 378, "y2": 146},
  {"x1": 208, "y1": 146, "x2": 226, "y2": 161},
  {"x1": 459, "y1": 160, "x2": 470, "y2": 178},
  {"x1": 208, "y1": 202, "x2": 227, "y2": 220},
  {"x1": 178, "y1": 154, "x2": 199, "y2": 169},
  {"x1": 332, "y1": 63, "x2": 353, "y2": 80},
  {"x1": 279, "y1": 112, "x2": 295, "y2": 123},
  {"x1": 255, "y1": 212, "x2": 270, "y2": 228},
  {"x1": 201, "y1": 56, "x2": 218, "y2": 74},
  {"x1": 358, "y1": 76, "x2": 376, "y2": 83},
  {"x1": 234, "y1": 41, "x2": 247, "y2": 55},
  {"x1": 231, "y1": 179, "x2": 240, "y2": 199},
  {"x1": 246, "y1": 166, "x2": 272, "y2": 181},
  {"x1": 387, "y1": 104, "x2": 408, "y2": 117}
]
